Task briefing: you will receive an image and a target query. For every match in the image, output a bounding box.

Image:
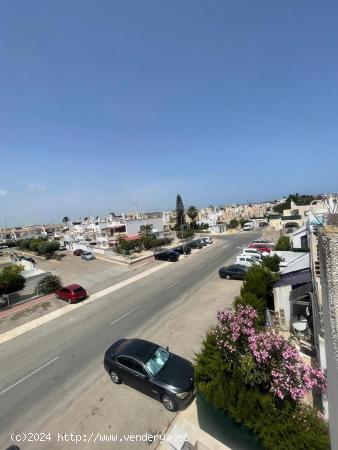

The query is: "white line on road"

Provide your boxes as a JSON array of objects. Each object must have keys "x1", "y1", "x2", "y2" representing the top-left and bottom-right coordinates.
[
  {"x1": 166, "y1": 282, "x2": 178, "y2": 290},
  {"x1": 0, "y1": 356, "x2": 59, "y2": 396},
  {"x1": 111, "y1": 306, "x2": 140, "y2": 325}
]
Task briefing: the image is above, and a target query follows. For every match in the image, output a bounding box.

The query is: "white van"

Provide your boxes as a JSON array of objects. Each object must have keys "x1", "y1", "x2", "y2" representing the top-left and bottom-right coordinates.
[
  {"x1": 243, "y1": 222, "x2": 254, "y2": 231},
  {"x1": 234, "y1": 255, "x2": 259, "y2": 267}
]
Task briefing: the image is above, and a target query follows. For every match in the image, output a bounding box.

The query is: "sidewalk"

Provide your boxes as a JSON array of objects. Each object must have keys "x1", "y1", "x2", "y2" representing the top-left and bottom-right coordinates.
[
  {"x1": 0, "y1": 293, "x2": 56, "y2": 319},
  {"x1": 158, "y1": 393, "x2": 263, "y2": 450},
  {"x1": 159, "y1": 400, "x2": 232, "y2": 450}
]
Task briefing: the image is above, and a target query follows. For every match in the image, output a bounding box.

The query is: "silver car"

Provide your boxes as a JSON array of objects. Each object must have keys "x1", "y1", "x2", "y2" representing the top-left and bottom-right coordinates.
[
  {"x1": 202, "y1": 237, "x2": 213, "y2": 244},
  {"x1": 81, "y1": 251, "x2": 96, "y2": 261}
]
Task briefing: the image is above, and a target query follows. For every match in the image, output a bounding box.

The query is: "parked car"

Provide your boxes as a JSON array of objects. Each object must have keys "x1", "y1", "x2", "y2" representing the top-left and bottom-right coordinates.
[
  {"x1": 201, "y1": 237, "x2": 213, "y2": 244},
  {"x1": 104, "y1": 338, "x2": 195, "y2": 411},
  {"x1": 56, "y1": 284, "x2": 87, "y2": 303},
  {"x1": 196, "y1": 239, "x2": 207, "y2": 246},
  {"x1": 58, "y1": 245, "x2": 67, "y2": 251},
  {"x1": 248, "y1": 243, "x2": 271, "y2": 255},
  {"x1": 241, "y1": 248, "x2": 263, "y2": 260},
  {"x1": 154, "y1": 250, "x2": 179, "y2": 262},
  {"x1": 187, "y1": 241, "x2": 203, "y2": 249},
  {"x1": 219, "y1": 264, "x2": 248, "y2": 280},
  {"x1": 73, "y1": 249, "x2": 84, "y2": 256},
  {"x1": 18, "y1": 255, "x2": 36, "y2": 264},
  {"x1": 243, "y1": 222, "x2": 254, "y2": 231},
  {"x1": 81, "y1": 251, "x2": 96, "y2": 261},
  {"x1": 173, "y1": 245, "x2": 191, "y2": 255},
  {"x1": 253, "y1": 239, "x2": 274, "y2": 246},
  {"x1": 258, "y1": 222, "x2": 269, "y2": 228},
  {"x1": 234, "y1": 255, "x2": 259, "y2": 267},
  {"x1": 25, "y1": 257, "x2": 36, "y2": 264}
]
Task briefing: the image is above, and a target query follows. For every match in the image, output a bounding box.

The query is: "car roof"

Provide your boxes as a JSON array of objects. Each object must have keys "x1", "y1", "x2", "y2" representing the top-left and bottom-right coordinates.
[
  {"x1": 225, "y1": 264, "x2": 247, "y2": 270},
  {"x1": 64, "y1": 284, "x2": 84, "y2": 290},
  {"x1": 112, "y1": 338, "x2": 158, "y2": 363}
]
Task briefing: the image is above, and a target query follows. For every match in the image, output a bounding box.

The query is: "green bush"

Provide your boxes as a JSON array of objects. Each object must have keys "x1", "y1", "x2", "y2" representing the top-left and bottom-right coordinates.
[
  {"x1": 115, "y1": 238, "x2": 142, "y2": 255},
  {"x1": 228, "y1": 219, "x2": 239, "y2": 229},
  {"x1": 37, "y1": 241, "x2": 60, "y2": 256},
  {"x1": 143, "y1": 238, "x2": 173, "y2": 250},
  {"x1": 29, "y1": 239, "x2": 45, "y2": 252},
  {"x1": 0, "y1": 265, "x2": 26, "y2": 295},
  {"x1": 241, "y1": 266, "x2": 276, "y2": 304},
  {"x1": 275, "y1": 236, "x2": 291, "y2": 251},
  {"x1": 37, "y1": 274, "x2": 62, "y2": 294},
  {"x1": 261, "y1": 254, "x2": 281, "y2": 272},
  {"x1": 176, "y1": 229, "x2": 194, "y2": 240},
  {"x1": 195, "y1": 334, "x2": 330, "y2": 450},
  {"x1": 19, "y1": 239, "x2": 32, "y2": 250}
]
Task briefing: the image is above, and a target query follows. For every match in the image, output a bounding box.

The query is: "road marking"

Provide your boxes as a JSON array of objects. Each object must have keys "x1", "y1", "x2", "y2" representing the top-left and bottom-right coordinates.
[
  {"x1": 166, "y1": 282, "x2": 178, "y2": 290},
  {"x1": 0, "y1": 356, "x2": 59, "y2": 396},
  {"x1": 111, "y1": 306, "x2": 140, "y2": 325},
  {"x1": 0, "y1": 263, "x2": 171, "y2": 346}
]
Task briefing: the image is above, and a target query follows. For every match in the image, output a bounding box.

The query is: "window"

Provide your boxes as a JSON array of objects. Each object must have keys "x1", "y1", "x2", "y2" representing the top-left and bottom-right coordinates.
[
  {"x1": 117, "y1": 357, "x2": 146, "y2": 375},
  {"x1": 145, "y1": 347, "x2": 170, "y2": 376},
  {"x1": 117, "y1": 357, "x2": 135, "y2": 371}
]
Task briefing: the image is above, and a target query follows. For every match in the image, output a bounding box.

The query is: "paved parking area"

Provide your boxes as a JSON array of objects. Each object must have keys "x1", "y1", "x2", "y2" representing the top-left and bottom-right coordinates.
[{"x1": 24, "y1": 251, "x2": 131, "y2": 294}]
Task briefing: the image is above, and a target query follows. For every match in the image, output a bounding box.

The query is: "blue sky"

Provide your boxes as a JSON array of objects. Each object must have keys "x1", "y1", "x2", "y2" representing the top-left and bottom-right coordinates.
[{"x1": 1, "y1": 0, "x2": 337, "y2": 225}]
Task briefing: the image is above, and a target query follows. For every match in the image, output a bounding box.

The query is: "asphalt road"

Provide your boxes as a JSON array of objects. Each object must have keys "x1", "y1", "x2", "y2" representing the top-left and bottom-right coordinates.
[{"x1": 0, "y1": 231, "x2": 260, "y2": 448}]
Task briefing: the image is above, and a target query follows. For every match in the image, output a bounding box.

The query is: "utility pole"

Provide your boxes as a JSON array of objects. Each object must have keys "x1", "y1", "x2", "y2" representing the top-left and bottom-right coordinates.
[{"x1": 181, "y1": 216, "x2": 187, "y2": 257}]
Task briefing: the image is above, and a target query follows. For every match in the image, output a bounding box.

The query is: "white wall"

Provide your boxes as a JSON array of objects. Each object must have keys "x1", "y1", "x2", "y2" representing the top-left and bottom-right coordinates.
[{"x1": 273, "y1": 285, "x2": 292, "y2": 330}]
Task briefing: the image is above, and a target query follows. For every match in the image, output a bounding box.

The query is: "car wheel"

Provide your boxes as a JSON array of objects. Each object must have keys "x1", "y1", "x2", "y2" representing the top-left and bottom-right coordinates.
[
  {"x1": 161, "y1": 394, "x2": 177, "y2": 412},
  {"x1": 225, "y1": 275, "x2": 231, "y2": 280},
  {"x1": 68, "y1": 299, "x2": 72, "y2": 304},
  {"x1": 110, "y1": 370, "x2": 121, "y2": 384}
]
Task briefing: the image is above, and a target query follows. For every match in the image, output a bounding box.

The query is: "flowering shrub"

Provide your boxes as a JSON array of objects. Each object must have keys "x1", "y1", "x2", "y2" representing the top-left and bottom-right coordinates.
[{"x1": 213, "y1": 305, "x2": 326, "y2": 401}]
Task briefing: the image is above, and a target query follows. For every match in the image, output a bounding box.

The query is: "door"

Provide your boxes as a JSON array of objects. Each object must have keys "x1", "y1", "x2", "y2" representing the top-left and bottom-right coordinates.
[
  {"x1": 128, "y1": 361, "x2": 156, "y2": 397},
  {"x1": 230, "y1": 268, "x2": 238, "y2": 279},
  {"x1": 115, "y1": 357, "x2": 152, "y2": 395},
  {"x1": 58, "y1": 288, "x2": 70, "y2": 300},
  {"x1": 115, "y1": 356, "x2": 137, "y2": 385}
]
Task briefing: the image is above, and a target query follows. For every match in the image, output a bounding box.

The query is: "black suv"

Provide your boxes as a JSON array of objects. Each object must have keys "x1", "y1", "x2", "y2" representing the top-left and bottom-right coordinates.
[
  {"x1": 173, "y1": 245, "x2": 191, "y2": 255},
  {"x1": 187, "y1": 240, "x2": 203, "y2": 249},
  {"x1": 104, "y1": 338, "x2": 195, "y2": 411},
  {"x1": 154, "y1": 250, "x2": 179, "y2": 262},
  {"x1": 219, "y1": 264, "x2": 248, "y2": 280}
]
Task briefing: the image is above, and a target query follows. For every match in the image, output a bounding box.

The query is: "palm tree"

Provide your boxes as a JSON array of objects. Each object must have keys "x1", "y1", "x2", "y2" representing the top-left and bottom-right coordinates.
[
  {"x1": 139, "y1": 224, "x2": 153, "y2": 240},
  {"x1": 187, "y1": 206, "x2": 199, "y2": 230},
  {"x1": 62, "y1": 216, "x2": 69, "y2": 227}
]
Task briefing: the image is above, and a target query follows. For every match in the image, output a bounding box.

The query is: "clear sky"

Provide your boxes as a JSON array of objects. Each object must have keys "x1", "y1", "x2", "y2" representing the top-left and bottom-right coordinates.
[{"x1": 1, "y1": 0, "x2": 337, "y2": 225}]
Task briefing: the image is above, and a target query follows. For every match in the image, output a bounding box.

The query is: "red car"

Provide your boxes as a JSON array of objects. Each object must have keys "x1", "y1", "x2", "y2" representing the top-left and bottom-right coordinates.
[
  {"x1": 248, "y1": 243, "x2": 272, "y2": 253},
  {"x1": 56, "y1": 284, "x2": 87, "y2": 304},
  {"x1": 73, "y1": 249, "x2": 84, "y2": 256}
]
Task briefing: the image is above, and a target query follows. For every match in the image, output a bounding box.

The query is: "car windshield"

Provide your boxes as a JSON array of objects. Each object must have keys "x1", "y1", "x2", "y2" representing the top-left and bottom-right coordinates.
[{"x1": 144, "y1": 347, "x2": 170, "y2": 376}]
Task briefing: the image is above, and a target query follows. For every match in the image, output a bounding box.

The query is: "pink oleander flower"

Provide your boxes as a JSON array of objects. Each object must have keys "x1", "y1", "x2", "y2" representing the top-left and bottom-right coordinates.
[{"x1": 213, "y1": 305, "x2": 327, "y2": 401}]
